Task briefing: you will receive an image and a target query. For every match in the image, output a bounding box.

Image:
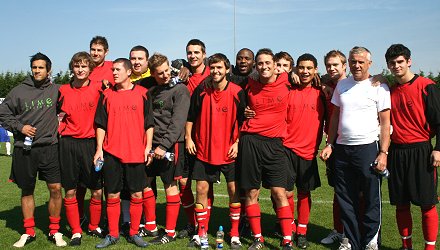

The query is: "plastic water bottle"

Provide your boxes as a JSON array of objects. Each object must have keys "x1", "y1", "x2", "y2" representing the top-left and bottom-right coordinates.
[
  {"x1": 149, "y1": 150, "x2": 175, "y2": 162},
  {"x1": 23, "y1": 136, "x2": 33, "y2": 150},
  {"x1": 371, "y1": 161, "x2": 389, "y2": 179},
  {"x1": 215, "y1": 226, "x2": 224, "y2": 249},
  {"x1": 200, "y1": 225, "x2": 209, "y2": 249},
  {"x1": 95, "y1": 158, "x2": 104, "y2": 172}
]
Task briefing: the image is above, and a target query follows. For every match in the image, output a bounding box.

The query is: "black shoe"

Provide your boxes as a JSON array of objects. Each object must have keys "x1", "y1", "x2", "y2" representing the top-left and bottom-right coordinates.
[
  {"x1": 296, "y1": 234, "x2": 309, "y2": 249},
  {"x1": 88, "y1": 227, "x2": 105, "y2": 238},
  {"x1": 230, "y1": 238, "x2": 242, "y2": 249},
  {"x1": 281, "y1": 240, "x2": 293, "y2": 250},
  {"x1": 138, "y1": 226, "x2": 159, "y2": 237},
  {"x1": 248, "y1": 237, "x2": 264, "y2": 250},
  {"x1": 177, "y1": 223, "x2": 196, "y2": 239},
  {"x1": 150, "y1": 233, "x2": 176, "y2": 245},
  {"x1": 187, "y1": 235, "x2": 201, "y2": 248},
  {"x1": 127, "y1": 234, "x2": 149, "y2": 248},
  {"x1": 13, "y1": 234, "x2": 36, "y2": 248},
  {"x1": 48, "y1": 232, "x2": 67, "y2": 247},
  {"x1": 70, "y1": 233, "x2": 82, "y2": 246},
  {"x1": 95, "y1": 235, "x2": 119, "y2": 249}
]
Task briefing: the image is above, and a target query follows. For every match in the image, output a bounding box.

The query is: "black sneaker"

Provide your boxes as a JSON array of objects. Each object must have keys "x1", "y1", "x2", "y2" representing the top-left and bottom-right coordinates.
[
  {"x1": 48, "y1": 232, "x2": 67, "y2": 247},
  {"x1": 88, "y1": 227, "x2": 105, "y2": 238},
  {"x1": 127, "y1": 234, "x2": 148, "y2": 248},
  {"x1": 95, "y1": 235, "x2": 119, "y2": 249},
  {"x1": 70, "y1": 233, "x2": 82, "y2": 246},
  {"x1": 296, "y1": 234, "x2": 309, "y2": 249},
  {"x1": 138, "y1": 226, "x2": 159, "y2": 237},
  {"x1": 230, "y1": 237, "x2": 242, "y2": 249},
  {"x1": 248, "y1": 237, "x2": 264, "y2": 250},
  {"x1": 187, "y1": 235, "x2": 201, "y2": 248},
  {"x1": 13, "y1": 234, "x2": 36, "y2": 248},
  {"x1": 177, "y1": 223, "x2": 196, "y2": 239},
  {"x1": 150, "y1": 233, "x2": 176, "y2": 245},
  {"x1": 281, "y1": 240, "x2": 293, "y2": 250}
]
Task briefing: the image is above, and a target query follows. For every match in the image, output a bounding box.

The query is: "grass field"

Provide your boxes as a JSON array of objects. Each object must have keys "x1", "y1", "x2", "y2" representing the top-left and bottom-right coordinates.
[{"x1": 0, "y1": 141, "x2": 438, "y2": 249}]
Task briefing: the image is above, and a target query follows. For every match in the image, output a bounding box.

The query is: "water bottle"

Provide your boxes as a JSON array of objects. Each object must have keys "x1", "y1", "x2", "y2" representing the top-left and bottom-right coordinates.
[
  {"x1": 95, "y1": 158, "x2": 104, "y2": 172},
  {"x1": 149, "y1": 150, "x2": 175, "y2": 162},
  {"x1": 23, "y1": 136, "x2": 33, "y2": 151},
  {"x1": 200, "y1": 225, "x2": 209, "y2": 249},
  {"x1": 215, "y1": 226, "x2": 224, "y2": 249},
  {"x1": 371, "y1": 161, "x2": 389, "y2": 179}
]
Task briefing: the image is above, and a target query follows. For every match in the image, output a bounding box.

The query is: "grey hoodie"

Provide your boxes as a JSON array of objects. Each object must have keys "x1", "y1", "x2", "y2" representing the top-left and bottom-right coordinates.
[{"x1": 0, "y1": 75, "x2": 59, "y2": 147}]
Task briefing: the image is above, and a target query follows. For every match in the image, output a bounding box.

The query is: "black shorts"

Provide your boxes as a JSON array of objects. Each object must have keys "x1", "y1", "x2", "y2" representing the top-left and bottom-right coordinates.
[
  {"x1": 182, "y1": 151, "x2": 196, "y2": 179},
  {"x1": 146, "y1": 142, "x2": 185, "y2": 185},
  {"x1": 237, "y1": 134, "x2": 289, "y2": 190},
  {"x1": 388, "y1": 141, "x2": 439, "y2": 207},
  {"x1": 192, "y1": 159, "x2": 236, "y2": 183},
  {"x1": 59, "y1": 137, "x2": 102, "y2": 190},
  {"x1": 285, "y1": 148, "x2": 321, "y2": 192},
  {"x1": 102, "y1": 152, "x2": 147, "y2": 194},
  {"x1": 10, "y1": 144, "x2": 60, "y2": 191}
]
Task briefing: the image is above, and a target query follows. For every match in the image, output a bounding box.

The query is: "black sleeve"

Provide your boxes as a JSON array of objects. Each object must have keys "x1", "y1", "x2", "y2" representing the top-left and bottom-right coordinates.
[
  {"x1": 144, "y1": 92, "x2": 154, "y2": 130},
  {"x1": 236, "y1": 89, "x2": 247, "y2": 127},
  {"x1": 423, "y1": 83, "x2": 440, "y2": 150},
  {"x1": 94, "y1": 93, "x2": 108, "y2": 131},
  {"x1": 187, "y1": 84, "x2": 205, "y2": 122},
  {"x1": 0, "y1": 90, "x2": 24, "y2": 134},
  {"x1": 57, "y1": 90, "x2": 63, "y2": 114}
]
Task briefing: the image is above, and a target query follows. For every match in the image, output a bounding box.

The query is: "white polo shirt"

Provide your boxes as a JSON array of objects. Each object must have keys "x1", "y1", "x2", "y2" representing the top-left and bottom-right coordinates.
[{"x1": 331, "y1": 76, "x2": 390, "y2": 145}]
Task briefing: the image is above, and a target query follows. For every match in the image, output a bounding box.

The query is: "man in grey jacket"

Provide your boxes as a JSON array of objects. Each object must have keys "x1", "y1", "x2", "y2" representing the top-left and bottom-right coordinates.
[{"x1": 0, "y1": 52, "x2": 66, "y2": 247}]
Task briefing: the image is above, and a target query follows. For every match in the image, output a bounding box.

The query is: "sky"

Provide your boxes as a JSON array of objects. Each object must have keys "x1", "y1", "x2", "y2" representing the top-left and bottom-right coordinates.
[{"x1": 1, "y1": 0, "x2": 439, "y2": 76}]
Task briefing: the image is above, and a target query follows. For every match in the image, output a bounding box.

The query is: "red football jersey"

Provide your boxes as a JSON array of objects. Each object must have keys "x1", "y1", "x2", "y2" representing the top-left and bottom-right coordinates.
[
  {"x1": 283, "y1": 85, "x2": 325, "y2": 160},
  {"x1": 95, "y1": 85, "x2": 154, "y2": 163},
  {"x1": 240, "y1": 72, "x2": 290, "y2": 138},
  {"x1": 391, "y1": 75, "x2": 436, "y2": 144},
  {"x1": 58, "y1": 80, "x2": 102, "y2": 138},
  {"x1": 89, "y1": 61, "x2": 114, "y2": 86},
  {"x1": 188, "y1": 82, "x2": 246, "y2": 165},
  {"x1": 186, "y1": 66, "x2": 210, "y2": 95}
]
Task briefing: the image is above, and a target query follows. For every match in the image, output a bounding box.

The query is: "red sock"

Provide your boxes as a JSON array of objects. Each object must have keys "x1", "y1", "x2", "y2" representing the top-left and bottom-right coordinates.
[
  {"x1": 195, "y1": 205, "x2": 208, "y2": 236},
  {"x1": 333, "y1": 193, "x2": 343, "y2": 233},
  {"x1": 23, "y1": 218, "x2": 35, "y2": 236},
  {"x1": 166, "y1": 194, "x2": 180, "y2": 237},
  {"x1": 296, "y1": 192, "x2": 311, "y2": 235},
  {"x1": 64, "y1": 197, "x2": 82, "y2": 234},
  {"x1": 396, "y1": 204, "x2": 412, "y2": 249},
  {"x1": 129, "y1": 197, "x2": 143, "y2": 236},
  {"x1": 76, "y1": 186, "x2": 87, "y2": 219},
  {"x1": 229, "y1": 203, "x2": 241, "y2": 237},
  {"x1": 179, "y1": 183, "x2": 195, "y2": 226},
  {"x1": 142, "y1": 190, "x2": 157, "y2": 230},
  {"x1": 421, "y1": 206, "x2": 438, "y2": 250},
  {"x1": 106, "y1": 197, "x2": 120, "y2": 238},
  {"x1": 277, "y1": 205, "x2": 293, "y2": 244},
  {"x1": 246, "y1": 203, "x2": 264, "y2": 242},
  {"x1": 207, "y1": 184, "x2": 214, "y2": 229},
  {"x1": 88, "y1": 197, "x2": 102, "y2": 231},
  {"x1": 287, "y1": 194, "x2": 295, "y2": 233},
  {"x1": 49, "y1": 216, "x2": 61, "y2": 235}
]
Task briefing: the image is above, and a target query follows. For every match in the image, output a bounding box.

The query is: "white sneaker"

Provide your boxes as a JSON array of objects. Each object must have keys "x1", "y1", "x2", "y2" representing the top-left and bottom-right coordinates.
[
  {"x1": 49, "y1": 232, "x2": 67, "y2": 247},
  {"x1": 321, "y1": 229, "x2": 343, "y2": 244},
  {"x1": 13, "y1": 234, "x2": 35, "y2": 248},
  {"x1": 365, "y1": 241, "x2": 378, "y2": 250},
  {"x1": 338, "y1": 237, "x2": 352, "y2": 250}
]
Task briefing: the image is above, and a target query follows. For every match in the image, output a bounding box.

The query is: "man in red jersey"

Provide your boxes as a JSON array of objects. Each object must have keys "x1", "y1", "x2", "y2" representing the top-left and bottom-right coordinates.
[
  {"x1": 139, "y1": 53, "x2": 190, "y2": 245},
  {"x1": 58, "y1": 52, "x2": 104, "y2": 246},
  {"x1": 75, "y1": 36, "x2": 114, "y2": 229},
  {"x1": 177, "y1": 39, "x2": 212, "y2": 239},
  {"x1": 0, "y1": 53, "x2": 66, "y2": 247},
  {"x1": 283, "y1": 54, "x2": 325, "y2": 249},
  {"x1": 385, "y1": 44, "x2": 439, "y2": 250},
  {"x1": 185, "y1": 53, "x2": 245, "y2": 249},
  {"x1": 320, "y1": 50, "x2": 347, "y2": 245},
  {"x1": 93, "y1": 58, "x2": 154, "y2": 248},
  {"x1": 89, "y1": 36, "x2": 114, "y2": 87},
  {"x1": 238, "y1": 48, "x2": 293, "y2": 250}
]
